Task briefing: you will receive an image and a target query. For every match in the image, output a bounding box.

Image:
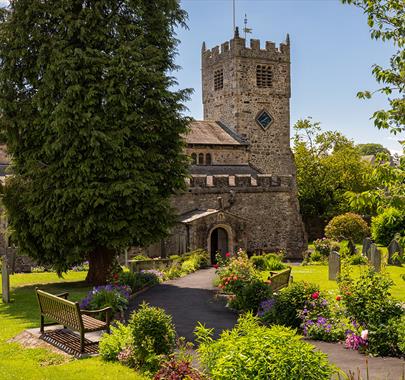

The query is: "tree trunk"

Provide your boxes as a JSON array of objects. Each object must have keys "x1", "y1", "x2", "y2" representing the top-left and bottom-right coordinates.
[{"x1": 86, "y1": 247, "x2": 116, "y2": 285}]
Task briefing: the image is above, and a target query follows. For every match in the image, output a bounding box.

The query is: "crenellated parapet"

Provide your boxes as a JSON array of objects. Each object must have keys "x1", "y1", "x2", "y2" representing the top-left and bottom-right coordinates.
[
  {"x1": 202, "y1": 34, "x2": 290, "y2": 66},
  {"x1": 185, "y1": 174, "x2": 292, "y2": 193}
]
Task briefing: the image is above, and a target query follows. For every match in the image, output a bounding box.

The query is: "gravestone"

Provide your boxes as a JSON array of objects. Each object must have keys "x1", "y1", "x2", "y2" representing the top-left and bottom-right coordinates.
[
  {"x1": 388, "y1": 239, "x2": 403, "y2": 265},
  {"x1": 370, "y1": 244, "x2": 382, "y2": 272},
  {"x1": 1, "y1": 254, "x2": 10, "y2": 303},
  {"x1": 362, "y1": 237, "x2": 372, "y2": 257},
  {"x1": 328, "y1": 251, "x2": 340, "y2": 281}
]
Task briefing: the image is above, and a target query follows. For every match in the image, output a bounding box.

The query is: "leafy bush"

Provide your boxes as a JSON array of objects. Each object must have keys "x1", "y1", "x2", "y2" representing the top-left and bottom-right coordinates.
[
  {"x1": 309, "y1": 251, "x2": 324, "y2": 263},
  {"x1": 99, "y1": 322, "x2": 132, "y2": 362},
  {"x1": 371, "y1": 207, "x2": 405, "y2": 246},
  {"x1": 339, "y1": 265, "x2": 404, "y2": 356},
  {"x1": 313, "y1": 238, "x2": 340, "y2": 256},
  {"x1": 195, "y1": 313, "x2": 335, "y2": 380},
  {"x1": 259, "y1": 281, "x2": 320, "y2": 328},
  {"x1": 154, "y1": 359, "x2": 206, "y2": 380},
  {"x1": 347, "y1": 254, "x2": 368, "y2": 265},
  {"x1": 397, "y1": 315, "x2": 405, "y2": 354},
  {"x1": 325, "y1": 213, "x2": 369, "y2": 243},
  {"x1": 250, "y1": 253, "x2": 287, "y2": 271},
  {"x1": 80, "y1": 285, "x2": 131, "y2": 315},
  {"x1": 216, "y1": 250, "x2": 259, "y2": 295},
  {"x1": 115, "y1": 271, "x2": 160, "y2": 293},
  {"x1": 129, "y1": 303, "x2": 176, "y2": 372},
  {"x1": 230, "y1": 280, "x2": 273, "y2": 312},
  {"x1": 132, "y1": 255, "x2": 149, "y2": 261},
  {"x1": 180, "y1": 250, "x2": 209, "y2": 274}
]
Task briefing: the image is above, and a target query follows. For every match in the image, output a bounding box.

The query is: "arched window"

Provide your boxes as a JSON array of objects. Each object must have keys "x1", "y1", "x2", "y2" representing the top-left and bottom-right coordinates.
[
  {"x1": 206, "y1": 153, "x2": 212, "y2": 165},
  {"x1": 191, "y1": 153, "x2": 197, "y2": 165},
  {"x1": 198, "y1": 153, "x2": 204, "y2": 165}
]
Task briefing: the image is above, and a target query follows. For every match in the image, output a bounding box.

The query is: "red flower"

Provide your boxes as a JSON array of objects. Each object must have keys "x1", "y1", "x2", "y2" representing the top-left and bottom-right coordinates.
[
  {"x1": 311, "y1": 292, "x2": 319, "y2": 300},
  {"x1": 213, "y1": 264, "x2": 219, "y2": 269},
  {"x1": 113, "y1": 273, "x2": 119, "y2": 279},
  {"x1": 336, "y1": 295, "x2": 341, "y2": 301},
  {"x1": 225, "y1": 252, "x2": 231, "y2": 258}
]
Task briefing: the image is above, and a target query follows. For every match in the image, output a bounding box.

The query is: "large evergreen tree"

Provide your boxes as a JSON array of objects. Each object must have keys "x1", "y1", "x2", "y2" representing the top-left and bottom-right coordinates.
[{"x1": 0, "y1": 0, "x2": 191, "y2": 284}]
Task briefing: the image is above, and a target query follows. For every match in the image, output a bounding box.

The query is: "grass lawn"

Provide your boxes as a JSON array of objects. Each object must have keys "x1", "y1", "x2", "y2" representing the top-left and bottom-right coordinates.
[
  {"x1": 0, "y1": 272, "x2": 148, "y2": 380},
  {"x1": 289, "y1": 265, "x2": 405, "y2": 300}
]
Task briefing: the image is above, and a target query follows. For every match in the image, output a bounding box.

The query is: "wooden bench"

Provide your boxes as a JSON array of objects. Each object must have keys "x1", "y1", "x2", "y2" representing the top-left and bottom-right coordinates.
[
  {"x1": 265, "y1": 267, "x2": 292, "y2": 292},
  {"x1": 35, "y1": 288, "x2": 112, "y2": 353}
]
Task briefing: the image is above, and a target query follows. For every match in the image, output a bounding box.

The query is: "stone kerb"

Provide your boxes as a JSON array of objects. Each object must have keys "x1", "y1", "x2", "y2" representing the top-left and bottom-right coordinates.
[{"x1": 328, "y1": 251, "x2": 340, "y2": 281}]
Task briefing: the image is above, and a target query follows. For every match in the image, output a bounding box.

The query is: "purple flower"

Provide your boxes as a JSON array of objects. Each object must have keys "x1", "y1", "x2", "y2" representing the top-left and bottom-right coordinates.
[{"x1": 258, "y1": 299, "x2": 275, "y2": 317}]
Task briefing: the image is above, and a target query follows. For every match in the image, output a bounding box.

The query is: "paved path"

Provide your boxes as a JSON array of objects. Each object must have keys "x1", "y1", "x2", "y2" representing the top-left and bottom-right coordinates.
[
  {"x1": 129, "y1": 269, "x2": 405, "y2": 379},
  {"x1": 127, "y1": 268, "x2": 237, "y2": 342}
]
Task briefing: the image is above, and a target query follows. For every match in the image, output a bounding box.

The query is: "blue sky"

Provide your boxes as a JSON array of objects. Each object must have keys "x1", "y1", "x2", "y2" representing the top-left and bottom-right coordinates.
[
  {"x1": 0, "y1": 0, "x2": 403, "y2": 154},
  {"x1": 175, "y1": 0, "x2": 403, "y2": 154}
]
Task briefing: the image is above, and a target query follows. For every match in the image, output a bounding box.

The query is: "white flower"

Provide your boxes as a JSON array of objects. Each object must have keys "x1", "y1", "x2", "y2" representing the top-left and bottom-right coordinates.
[{"x1": 361, "y1": 329, "x2": 368, "y2": 340}]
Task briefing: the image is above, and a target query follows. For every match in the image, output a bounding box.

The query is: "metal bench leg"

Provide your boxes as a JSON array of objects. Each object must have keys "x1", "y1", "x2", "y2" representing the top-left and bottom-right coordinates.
[
  {"x1": 80, "y1": 332, "x2": 85, "y2": 354},
  {"x1": 40, "y1": 316, "x2": 44, "y2": 333}
]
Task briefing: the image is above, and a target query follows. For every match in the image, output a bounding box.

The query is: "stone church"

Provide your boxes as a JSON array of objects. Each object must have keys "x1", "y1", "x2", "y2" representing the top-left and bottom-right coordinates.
[{"x1": 148, "y1": 29, "x2": 307, "y2": 263}]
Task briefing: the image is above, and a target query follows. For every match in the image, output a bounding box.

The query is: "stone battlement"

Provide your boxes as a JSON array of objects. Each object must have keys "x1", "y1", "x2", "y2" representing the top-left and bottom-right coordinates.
[
  {"x1": 202, "y1": 34, "x2": 290, "y2": 64},
  {"x1": 185, "y1": 174, "x2": 292, "y2": 193}
]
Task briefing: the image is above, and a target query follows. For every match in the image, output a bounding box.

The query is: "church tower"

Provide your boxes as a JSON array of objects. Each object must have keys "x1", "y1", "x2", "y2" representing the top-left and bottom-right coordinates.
[{"x1": 202, "y1": 28, "x2": 293, "y2": 175}]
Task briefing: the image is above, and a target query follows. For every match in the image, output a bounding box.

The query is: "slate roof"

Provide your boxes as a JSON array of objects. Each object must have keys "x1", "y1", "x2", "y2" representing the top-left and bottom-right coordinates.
[
  {"x1": 190, "y1": 164, "x2": 260, "y2": 176},
  {"x1": 185, "y1": 120, "x2": 247, "y2": 146}
]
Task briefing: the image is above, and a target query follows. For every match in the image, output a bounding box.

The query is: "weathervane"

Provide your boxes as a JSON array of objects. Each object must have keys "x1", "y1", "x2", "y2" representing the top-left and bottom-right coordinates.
[{"x1": 243, "y1": 13, "x2": 252, "y2": 39}]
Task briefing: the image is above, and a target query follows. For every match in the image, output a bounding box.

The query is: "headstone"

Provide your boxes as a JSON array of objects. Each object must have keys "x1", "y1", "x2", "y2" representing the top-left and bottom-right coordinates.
[
  {"x1": 328, "y1": 251, "x2": 340, "y2": 281},
  {"x1": 347, "y1": 240, "x2": 356, "y2": 256},
  {"x1": 370, "y1": 244, "x2": 382, "y2": 272},
  {"x1": 1, "y1": 254, "x2": 10, "y2": 303},
  {"x1": 388, "y1": 239, "x2": 403, "y2": 265},
  {"x1": 362, "y1": 237, "x2": 372, "y2": 257}
]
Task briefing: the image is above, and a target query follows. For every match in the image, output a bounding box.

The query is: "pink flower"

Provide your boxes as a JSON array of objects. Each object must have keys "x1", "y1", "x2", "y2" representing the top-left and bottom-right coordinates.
[
  {"x1": 311, "y1": 292, "x2": 319, "y2": 300},
  {"x1": 225, "y1": 252, "x2": 231, "y2": 258},
  {"x1": 361, "y1": 330, "x2": 368, "y2": 340},
  {"x1": 213, "y1": 264, "x2": 219, "y2": 269}
]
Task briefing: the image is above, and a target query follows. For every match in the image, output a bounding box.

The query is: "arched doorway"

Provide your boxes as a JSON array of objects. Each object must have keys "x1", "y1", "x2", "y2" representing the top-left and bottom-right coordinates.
[{"x1": 210, "y1": 227, "x2": 229, "y2": 264}]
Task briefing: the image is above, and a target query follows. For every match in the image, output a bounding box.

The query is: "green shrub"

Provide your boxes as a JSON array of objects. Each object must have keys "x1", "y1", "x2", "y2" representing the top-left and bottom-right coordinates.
[
  {"x1": 367, "y1": 317, "x2": 403, "y2": 357},
  {"x1": 180, "y1": 250, "x2": 209, "y2": 275},
  {"x1": 129, "y1": 303, "x2": 176, "y2": 371},
  {"x1": 348, "y1": 254, "x2": 368, "y2": 265},
  {"x1": 164, "y1": 263, "x2": 183, "y2": 279},
  {"x1": 99, "y1": 322, "x2": 132, "y2": 361},
  {"x1": 195, "y1": 313, "x2": 335, "y2": 380},
  {"x1": 325, "y1": 213, "x2": 369, "y2": 243},
  {"x1": 250, "y1": 255, "x2": 267, "y2": 270},
  {"x1": 132, "y1": 255, "x2": 149, "y2": 261},
  {"x1": 397, "y1": 315, "x2": 405, "y2": 354},
  {"x1": 117, "y1": 271, "x2": 160, "y2": 293},
  {"x1": 309, "y1": 251, "x2": 323, "y2": 263},
  {"x1": 371, "y1": 207, "x2": 405, "y2": 246},
  {"x1": 313, "y1": 238, "x2": 340, "y2": 256},
  {"x1": 250, "y1": 252, "x2": 286, "y2": 271},
  {"x1": 260, "y1": 281, "x2": 320, "y2": 328},
  {"x1": 154, "y1": 359, "x2": 207, "y2": 380},
  {"x1": 230, "y1": 280, "x2": 273, "y2": 312}
]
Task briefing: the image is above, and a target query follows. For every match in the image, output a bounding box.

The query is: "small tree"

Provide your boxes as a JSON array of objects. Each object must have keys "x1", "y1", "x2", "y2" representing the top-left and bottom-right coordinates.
[
  {"x1": 0, "y1": 0, "x2": 191, "y2": 284},
  {"x1": 324, "y1": 212, "x2": 369, "y2": 243}
]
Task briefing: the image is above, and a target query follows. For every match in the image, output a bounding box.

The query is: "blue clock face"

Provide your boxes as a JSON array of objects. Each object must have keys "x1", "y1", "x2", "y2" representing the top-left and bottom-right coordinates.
[{"x1": 256, "y1": 110, "x2": 273, "y2": 130}]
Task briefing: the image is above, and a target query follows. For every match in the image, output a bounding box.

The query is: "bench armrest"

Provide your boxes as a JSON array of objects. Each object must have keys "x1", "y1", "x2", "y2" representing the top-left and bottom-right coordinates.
[
  {"x1": 55, "y1": 292, "x2": 69, "y2": 299},
  {"x1": 81, "y1": 307, "x2": 112, "y2": 325}
]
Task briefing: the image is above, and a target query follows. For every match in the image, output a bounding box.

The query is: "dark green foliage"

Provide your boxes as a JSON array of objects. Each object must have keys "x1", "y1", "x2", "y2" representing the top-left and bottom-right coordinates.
[
  {"x1": 371, "y1": 207, "x2": 405, "y2": 246},
  {"x1": 195, "y1": 313, "x2": 335, "y2": 380},
  {"x1": 129, "y1": 303, "x2": 176, "y2": 371},
  {"x1": 250, "y1": 253, "x2": 286, "y2": 271},
  {"x1": 261, "y1": 281, "x2": 320, "y2": 328},
  {"x1": 325, "y1": 213, "x2": 369, "y2": 243},
  {"x1": 116, "y1": 271, "x2": 160, "y2": 293},
  {"x1": 0, "y1": 0, "x2": 191, "y2": 283},
  {"x1": 230, "y1": 280, "x2": 273, "y2": 312}
]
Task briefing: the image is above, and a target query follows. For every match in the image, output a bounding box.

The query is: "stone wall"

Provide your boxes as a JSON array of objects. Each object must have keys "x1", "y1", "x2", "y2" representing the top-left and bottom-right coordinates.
[{"x1": 171, "y1": 174, "x2": 307, "y2": 259}]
